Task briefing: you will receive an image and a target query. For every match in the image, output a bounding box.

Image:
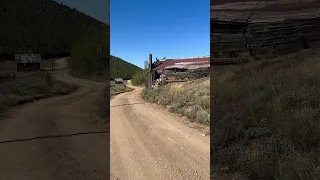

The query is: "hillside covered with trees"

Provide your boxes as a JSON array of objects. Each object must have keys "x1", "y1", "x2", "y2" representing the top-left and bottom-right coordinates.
[
  {"x1": 69, "y1": 29, "x2": 109, "y2": 77},
  {"x1": 0, "y1": 0, "x2": 109, "y2": 60},
  {"x1": 110, "y1": 55, "x2": 141, "y2": 79}
]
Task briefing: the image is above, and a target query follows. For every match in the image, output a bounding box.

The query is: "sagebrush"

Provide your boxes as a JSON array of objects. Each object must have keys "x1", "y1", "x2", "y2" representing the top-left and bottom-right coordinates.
[{"x1": 142, "y1": 77, "x2": 210, "y2": 124}]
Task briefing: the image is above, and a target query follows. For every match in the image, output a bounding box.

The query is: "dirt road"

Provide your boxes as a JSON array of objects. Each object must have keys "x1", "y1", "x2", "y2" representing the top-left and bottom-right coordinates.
[
  {"x1": 110, "y1": 86, "x2": 210, "y2": 179},
  {"x1": 0, "y1": 59, "x2": 109, "y2": 180}
]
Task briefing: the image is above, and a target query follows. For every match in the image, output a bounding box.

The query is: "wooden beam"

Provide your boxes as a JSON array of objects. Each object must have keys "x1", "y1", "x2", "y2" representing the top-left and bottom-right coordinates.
[
  {"x1": 149, "y1": 54, "x2": 152, "y2": 71},
  {"x1": 210, "y1": 58, "x2": 245, "y2": 65}
]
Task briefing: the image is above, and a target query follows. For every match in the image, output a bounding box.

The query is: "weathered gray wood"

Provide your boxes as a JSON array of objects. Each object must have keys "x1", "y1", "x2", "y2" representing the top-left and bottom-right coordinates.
[
  {"x1": 211, "y1": 16, "x2": 320, "y2": 62},
  {"x1": 163, "y1": 68, "x2": 210, "y2": 79},
  {"x1": 211, "y1": 58, "x2": 245, "y2": 65},
  {"x1": 147, "y1": 54, "x2": 153, "y2": 90},
  {"x1": 149, "y1": 54, "x2": 152, "y2": 71},
  {"x1": 211, "y1": 33, "x2": 248, "y2": 43}
]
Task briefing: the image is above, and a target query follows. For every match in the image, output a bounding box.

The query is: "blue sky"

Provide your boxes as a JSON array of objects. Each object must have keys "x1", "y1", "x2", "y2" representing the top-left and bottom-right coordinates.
[
  {"x1": 55, "y1": 0, "x2": 209, "y2": 68},
  {"x1": 111, "y1": 0, "x2": 209, "y2": 68}
]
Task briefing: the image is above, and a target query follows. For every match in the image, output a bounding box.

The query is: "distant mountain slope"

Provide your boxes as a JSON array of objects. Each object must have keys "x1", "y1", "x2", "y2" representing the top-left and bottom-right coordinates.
[
  {"x1": 110, "y1": 55, "x2": 141, "y2": 79},
  {"x1": 0, "y1": 0, "x2": 109, "y2": 60}
]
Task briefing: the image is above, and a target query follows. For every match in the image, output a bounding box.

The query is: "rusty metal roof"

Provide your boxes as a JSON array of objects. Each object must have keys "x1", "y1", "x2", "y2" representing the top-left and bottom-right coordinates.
[{"x1": 153, "y1": 56, "x2": 210, "y2": 70}]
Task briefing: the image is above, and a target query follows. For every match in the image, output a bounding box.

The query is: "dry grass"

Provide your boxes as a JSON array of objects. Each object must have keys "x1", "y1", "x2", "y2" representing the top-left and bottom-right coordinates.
[
  {"x1": 142, "y1": 77, "x2": 210, "y2": 125},
  {"x1": 211, "y1": 48, "x2": 320, "y2": 180},
  {"x1": 0, "y1": 60, "x2": 15, "y2": 70},
  {"x1": 0, "y1": 59, "x2": 59, "y2": 71},
  {"x1": 0, "y1": 71, "x2": 78, "y2": 119}
]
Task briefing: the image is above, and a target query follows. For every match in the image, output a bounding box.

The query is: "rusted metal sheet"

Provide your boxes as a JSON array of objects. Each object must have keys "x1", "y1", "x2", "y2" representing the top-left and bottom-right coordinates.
[
  {"x1": 153, "y1": 56, "x2": 210, "y2": 70},
  {"x1": 165, "y1": 60, "x2": 210, "y2": 70},
  {"x1": 166, "y1": 64, "x2": 210, "y2": 70}
]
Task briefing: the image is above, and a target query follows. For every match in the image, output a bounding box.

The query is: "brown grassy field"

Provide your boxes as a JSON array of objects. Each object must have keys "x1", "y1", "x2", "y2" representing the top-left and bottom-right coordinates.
[
  {"x1": 0, "y1": 59, "x2": 59, "y2": 71},
  {"x1": 110, "y1": 83, "x2": 133, "y2": 96},
  {"x1": 0, "y1": 60, "x2": 15, "y2": 70},
  {"x1": 211, "y1": 48, "x2": 320, "y2": 179},
  {"x1": 142, "y1": 77, "x2": 210, "y2": 125},
  {"x1": 0, "y1": 71, "x2": 78, "y2": 119}
]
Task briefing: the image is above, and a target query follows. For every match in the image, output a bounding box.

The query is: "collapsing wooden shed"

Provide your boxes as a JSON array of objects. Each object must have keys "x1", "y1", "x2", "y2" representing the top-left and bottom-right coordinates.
[
  {"x1": 146, "y1": 54, "x2": 210, "y2": 89},
  {"x1": 211, "y1": 0, "x2": 320, "y2": 64}
]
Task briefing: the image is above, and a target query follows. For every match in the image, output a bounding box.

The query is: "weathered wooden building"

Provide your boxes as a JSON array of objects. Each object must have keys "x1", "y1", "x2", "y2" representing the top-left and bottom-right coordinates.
[
  {"x1": 211, "y1": 0, "x2": 320, "y2": 64},
  {"x1": 146, "y1": 54, "x2": 210, "y2": 89},
  {"x1": 153, "y1": 57, "x2": 210, "y2": 78},
  {"x1": 15, "y1": 54, "x2": 42, "y2": 71}
]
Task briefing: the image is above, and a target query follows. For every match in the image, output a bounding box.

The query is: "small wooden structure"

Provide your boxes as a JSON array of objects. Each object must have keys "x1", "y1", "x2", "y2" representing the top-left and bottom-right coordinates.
[
  {"x1": 115, "y1": 78, "x2": 124, "y2": 84},
  {"x1": 15, "y1": 54, "x2": 41, "y2": 71}
]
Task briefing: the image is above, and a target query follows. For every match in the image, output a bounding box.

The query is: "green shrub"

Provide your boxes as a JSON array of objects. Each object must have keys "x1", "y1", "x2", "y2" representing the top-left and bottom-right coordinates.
[
  {"x1": 131, "y1": 69, "x2": 148, "y2": 86},
  {"x1": 110, "y1": 56, "x2": 141, "y2": 79},
  {"x1": 69, "y1": 31, "x2": 109, "y2": 77}
]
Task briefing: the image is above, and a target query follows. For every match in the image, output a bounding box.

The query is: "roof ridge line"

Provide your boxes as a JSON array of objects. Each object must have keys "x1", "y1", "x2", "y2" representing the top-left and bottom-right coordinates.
[{"x1": 171, "y1": 56, "x2": 210, "y2": 60}]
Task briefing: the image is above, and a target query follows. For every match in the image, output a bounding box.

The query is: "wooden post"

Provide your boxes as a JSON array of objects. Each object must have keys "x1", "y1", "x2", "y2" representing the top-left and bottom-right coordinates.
[
  {"x1": 147, "y1": 54, "x2": 153, "y2": 90},
  {"x1": 51, "y1": 58, "x2": 54, "y2": 71},
  {"x1": 149, "y1": 54, "x2": 152, "y2": 70}
]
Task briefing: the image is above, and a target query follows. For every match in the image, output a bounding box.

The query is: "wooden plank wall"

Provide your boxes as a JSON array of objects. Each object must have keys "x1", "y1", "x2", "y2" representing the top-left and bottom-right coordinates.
[
  {"x1": 163, "y1": 68, "x2": 210, "y2": 80},
  {"x1": 211, "y1": 17, "x2": 320, "y2": 64}
]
